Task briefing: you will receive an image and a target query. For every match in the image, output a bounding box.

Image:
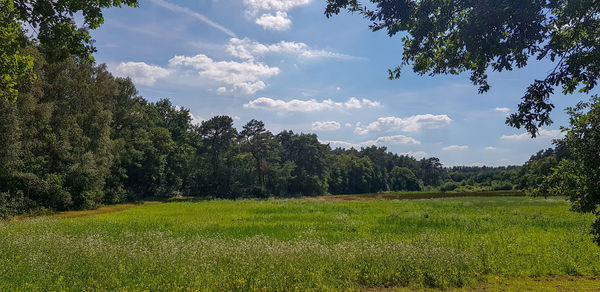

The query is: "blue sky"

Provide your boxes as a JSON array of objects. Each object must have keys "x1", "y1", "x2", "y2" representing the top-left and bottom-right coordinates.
[{"x1": 89, "y1": 0, "x2": 582, "y2": 166}]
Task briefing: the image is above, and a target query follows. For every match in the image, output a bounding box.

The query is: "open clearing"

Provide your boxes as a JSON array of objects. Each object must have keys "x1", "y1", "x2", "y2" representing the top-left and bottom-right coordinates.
[{"x1": 1, "y1": 196, "x2": 600, "y2": 291}]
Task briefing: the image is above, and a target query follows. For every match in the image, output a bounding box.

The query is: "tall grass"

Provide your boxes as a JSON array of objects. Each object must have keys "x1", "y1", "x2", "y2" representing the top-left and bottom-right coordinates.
[{"x1": 1, "y1": 197, "x2": 599, "y2": 290}]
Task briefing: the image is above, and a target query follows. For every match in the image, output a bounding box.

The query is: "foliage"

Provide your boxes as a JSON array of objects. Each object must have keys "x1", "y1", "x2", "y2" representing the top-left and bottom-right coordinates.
[
  {"x1": 440, "y1": 181, "x2": 458, "y2": 192},
  {"x1": 537, "y1": 96, "x2": 600, "y2": 243},
  {"x1": 0, "y1": 0, "x2": 34, "y2": 102},
  {"x1": 0, "y1": 0, "x2": 138, "y2": 102},
  {"x1": 389, "y1": 166, "x2": 421, "y2": 191},
  {"x1": 324, "y1": 0, "x2": 600, "y2": 135},
  {"x1": 13, "y1": 0, "x2": 139, "y2": 61}
]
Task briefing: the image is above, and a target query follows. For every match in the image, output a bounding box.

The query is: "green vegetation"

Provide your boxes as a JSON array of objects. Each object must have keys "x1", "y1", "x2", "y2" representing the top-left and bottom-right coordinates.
[
  {"x1": 1, "y1": 196, "x2": 599, "y2": 290},
  {"x1": 2, "y1": 1, "x2": 600, "y2": 290},
  {"x1": 1, "y1": 48, "x2": 531, "y2": 218},
  {"x1": 537, "y1": 96, "x2": 600, "y2": 244}
]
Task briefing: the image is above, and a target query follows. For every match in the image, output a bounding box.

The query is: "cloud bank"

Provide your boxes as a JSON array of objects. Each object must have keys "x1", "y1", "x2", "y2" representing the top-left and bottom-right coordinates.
[
  {"x1": 244, "y1": 97, "x2": 381, "y2": 112},
  {"x1": 323, "y1": 134, "x2": 421, "y2": 149},
  {"x1": 355, "y1": 114, "x2": 452, "y2": 135}
]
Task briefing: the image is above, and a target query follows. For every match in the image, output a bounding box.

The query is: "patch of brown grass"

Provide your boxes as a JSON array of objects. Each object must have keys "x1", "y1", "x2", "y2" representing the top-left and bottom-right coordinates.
[
  {"x1": 362, "y1": 276, "x2": 600, "y2": 291},
  {"x1": 304, "y1": 191, "x2": 525, "y2": 202},
  {"x1": 52, "y1": 201, "x2": 161, "y2": 219}
]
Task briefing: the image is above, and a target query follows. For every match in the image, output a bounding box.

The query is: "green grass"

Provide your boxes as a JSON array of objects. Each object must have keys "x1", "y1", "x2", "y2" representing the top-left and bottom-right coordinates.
[{"x1": 1, "y1": 196, "x2": 599, "y2": 290}]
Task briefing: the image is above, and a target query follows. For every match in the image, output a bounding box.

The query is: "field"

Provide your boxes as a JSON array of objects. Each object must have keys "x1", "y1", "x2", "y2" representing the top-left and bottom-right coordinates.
[{"x1": 1, "y1": 195, "x2": 600, "y2": 290}]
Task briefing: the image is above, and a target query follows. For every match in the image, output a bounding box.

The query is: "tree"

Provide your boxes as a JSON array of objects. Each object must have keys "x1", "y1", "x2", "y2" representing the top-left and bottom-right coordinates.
[
  {"x1": 277, "y1": 131, "x2": 329, "y2": 196},
  {"x1": 329, "y1": 154, "x2": 375, "y2": 194},
  {"x1": 538, "y1": 96, "x2": 600, "y2": 244},
  {"x1": 325, "y1": 0, "x2": 600, "y2": 135},
  {"x1": 199, "y1": 116, "x2": 237, "y2": 196},
  {"x1": 419, "y1": 157, "x2": 444, "y2": 186},
  {"x1": 389, "y1": 166, "x2": 421, "y2": 191},
  {"x1": 1, "y1": 0, "x2": 139, "y2": 102},
  {"x1": 0, "y1": 1, "x2": 33, "y2": 102},
  {"x1": 240, "y1": 119, "x2": 278, "y2": 193},
  {"x1": 13, "y1": 0, "x2": 139, "y2": 61}
]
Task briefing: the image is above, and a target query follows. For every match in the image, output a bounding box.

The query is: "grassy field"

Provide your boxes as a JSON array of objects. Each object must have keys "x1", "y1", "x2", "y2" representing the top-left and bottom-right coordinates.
[{"x1": 1, "y1": 195, "x2": 600, "y2": 290}]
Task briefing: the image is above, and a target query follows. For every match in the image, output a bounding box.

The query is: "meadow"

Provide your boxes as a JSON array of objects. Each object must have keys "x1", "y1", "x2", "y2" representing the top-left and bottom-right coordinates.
[{"x1": 1, "y1": 195, "x2": 600, "y2": 290}]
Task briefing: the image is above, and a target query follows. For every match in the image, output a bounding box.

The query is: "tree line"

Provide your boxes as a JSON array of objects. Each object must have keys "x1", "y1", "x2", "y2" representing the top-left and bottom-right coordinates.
[{"x1": 0, "y1": 49, "x2": 537, "y2": 218}]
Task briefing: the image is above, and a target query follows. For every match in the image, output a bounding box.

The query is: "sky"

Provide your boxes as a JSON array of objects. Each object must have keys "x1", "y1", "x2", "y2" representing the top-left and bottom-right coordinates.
[{"x1": 88, "y1": 0, "x2": 585, "y2": 167}]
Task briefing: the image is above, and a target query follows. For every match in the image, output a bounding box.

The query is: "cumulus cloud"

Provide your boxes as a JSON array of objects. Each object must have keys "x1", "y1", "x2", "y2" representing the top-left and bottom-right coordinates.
[
  {"x1": 501, "y1": 129, "x2": 563, "y2": 141},
  {"x1": 494, "y1": 107, "x2": 510, "y2": 113},
  {"x1": 244, "y1": 0, "x2": 311, "y2": 14},
  {"x1": 243, "y1": 97, "x2": 381, "y2": 112},
  {"x1": 190, "y1": 113, "x2": 204, "y2": 125},
  {"x1": 401, "y1": 151, "x2": 428, "y2": 159},
  {"x1": 114, "y1": 53, "x2": 280, "y2": 94},
  {"x1": 168, "y1": 54, "x2": 279, "y2": 94},
  {"x1": 312, "y1": 121, "x2": 341, "y2": 131},
  {"x1": 323, "y1": 134, "x2": 421, "y2": 149},
  {"x1": 255, "y1": 12, "x2": 291, "y2": 31},
  {"x1": 442, "y1": 145, "x2": 469, "y2": 151},
  {"x1": 216, "y1": 87, "x2": 228, "y2": 94},
  {"x1": 243, "y1": 0, "x2": 311, "y2": 30},
  {"x1": 227, "y1": 38, "x2": 359, "y2": 61},
  {"x1": 484, "y1": 146, "x2": 497, "y2": 150},
  {"x1": 113, "y1": 62, "x2": 171, "y2": 86},
  {"x1": 354, "y1": 114, "x2": 452, "y2": 135},
  {"x1": 151, "y1": 0, "x2": 236, "y2": 37},
  {"x1": 344, "y1": 123, "x2": 352, "y2": 128},
  {"x1": 372, "y1": 135, "x2": 421, "y2": 145}
]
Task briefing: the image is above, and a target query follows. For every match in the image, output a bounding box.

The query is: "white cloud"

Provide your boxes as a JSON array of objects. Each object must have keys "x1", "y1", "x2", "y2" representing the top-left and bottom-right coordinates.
[
  {"x1": 243, "y1": 97, "x2": 381, "y2": 112},
  {"x1": 113, "y1": 62, "x2": 171, "y2": 86},
  {"x1": 243, "y1": 0, "x2": 311, "y2": 15},
  {"x1": 168, "y1": 54, "x2": 279, "y2": 94},
  {"x1": 243, "y1": 0, "x2": 311, "y2": 29},
  {"x1": 344, "y1": 123, "x2": 352, "y2": 128},
  {"x1": 494, "y1": 107, "x2": 510, "y2": 113},
  {"x1": 354, "y1": 114, "x2": 452, "y2": 135},
  {"x1": 151, "y1": 0, "x2": 236, "y2": 37},
  {"x1": 500, "y1": 129, "x2": 563, "y2": 141},
  {"x1": 113, "y1": 52, "x2": 281, "y2": 94},
  {"x1": 190, "y1": 113, "x2": 204, "y2": 125},
  {"x1": 372, "y1": 135, "x2": 421, "y2": 145},
  {"x1": 323, "y1": 140, "x2": 357, "y2": 149},
  {"x1": 323, "y1": 134, "x2": 421, "y2": 149},
  {"x1": 255, "y1": 12, "x2": 292, "y2": 31},
  {"x1": 312, "y1": 121, "x2": 341, "y2": 131},
  {"x1": 484, "y1": 146, "x2": 497, "y2": 151},
  {"x1": 227, "y1": 38, "x2": 359, "y2": 61},
  {"x1": 401, "y1": 151, "x2": 428, "y2": 159},
  {"x1": 442, "y1": 145, "x2": 469, "y2": 151}
]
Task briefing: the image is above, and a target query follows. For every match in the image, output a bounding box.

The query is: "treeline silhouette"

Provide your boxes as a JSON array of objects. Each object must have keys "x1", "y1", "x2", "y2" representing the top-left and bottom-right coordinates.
[{"x1": 1, "y1": 51, "x2": 551, "y2": 218}]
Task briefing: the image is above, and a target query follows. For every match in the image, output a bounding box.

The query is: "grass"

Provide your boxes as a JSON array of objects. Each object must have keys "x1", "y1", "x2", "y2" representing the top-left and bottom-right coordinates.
[{"x1": 1, "y1": 195, "x2": 599, "y2": 290}]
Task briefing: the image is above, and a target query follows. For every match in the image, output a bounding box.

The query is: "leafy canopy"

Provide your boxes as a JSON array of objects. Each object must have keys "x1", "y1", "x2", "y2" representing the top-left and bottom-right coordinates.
[
  {"x1": 1, "y1": 0, "x2": 139, "y2": 102},
  {"x1": 14, "y1": 0, "x2": 139, "y2": 61},
  {"x1": 325, "y1": 0, "x2": 600, "y2": 135},
  {"x1": 1, "y1": 1, "x2": 33, "y2": 102},
  {"x1": 537, "y1": 96, "x2": 600, "y2": 243}
]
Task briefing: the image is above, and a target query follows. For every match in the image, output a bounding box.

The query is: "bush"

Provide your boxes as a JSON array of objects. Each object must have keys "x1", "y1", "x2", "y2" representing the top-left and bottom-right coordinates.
[
  {"x1": 492, "y1": 181, "x2": 513, "y2": 191},
  {"x1": 440, "y1": 181, "x2": 458, "y2": 192}
]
